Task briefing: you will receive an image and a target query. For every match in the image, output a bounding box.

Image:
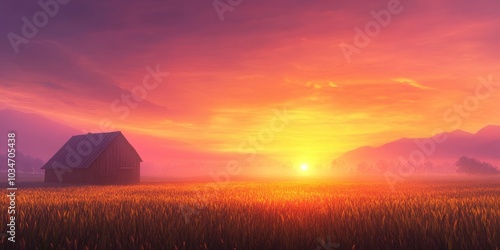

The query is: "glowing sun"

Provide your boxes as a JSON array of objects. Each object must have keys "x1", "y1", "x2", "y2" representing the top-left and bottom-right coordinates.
[{"x1": 301, "y1": 164, "x2": 309, "y2": 171}]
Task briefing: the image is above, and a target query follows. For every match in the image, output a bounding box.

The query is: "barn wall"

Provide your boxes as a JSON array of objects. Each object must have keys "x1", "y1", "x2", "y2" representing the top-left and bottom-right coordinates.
[
  {"x1": 44, "y1": 168, "x2": 89, "y2": 183},
  {"x1": 88, "y1": 135, "x2": 141, "y2": 184},
  {"x1": 44, "y1": 169, "x2": 57, "y2": 182},
  {"x1": 60, "y1": 169, "x2": 88, "y2": 184}
]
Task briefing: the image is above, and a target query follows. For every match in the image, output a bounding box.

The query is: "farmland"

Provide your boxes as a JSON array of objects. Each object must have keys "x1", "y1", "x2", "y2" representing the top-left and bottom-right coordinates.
[{"x1": 1, "y1": 179, "x2": 500, "y2": 250}]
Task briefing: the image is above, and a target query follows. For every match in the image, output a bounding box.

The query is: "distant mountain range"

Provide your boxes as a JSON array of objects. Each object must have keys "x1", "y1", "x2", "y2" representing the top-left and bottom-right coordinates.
[
  {"x1": 2, "y1": 108, "x2": 499, "y2": 176},
  {"x1": 333, "y1": 126, "x2": 500, "y2": 174},
  {"x1": 0, "y1": 109, "x2": 285, "y2": 177},
  {"x1": 0, "y1": 109, "x2": 80, "y2": 162}
]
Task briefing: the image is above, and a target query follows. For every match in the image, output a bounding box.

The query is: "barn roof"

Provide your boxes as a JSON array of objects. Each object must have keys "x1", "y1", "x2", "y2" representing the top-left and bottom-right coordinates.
[{"x1": 41, "y1": 131, "x2": 142, "y2": 170}]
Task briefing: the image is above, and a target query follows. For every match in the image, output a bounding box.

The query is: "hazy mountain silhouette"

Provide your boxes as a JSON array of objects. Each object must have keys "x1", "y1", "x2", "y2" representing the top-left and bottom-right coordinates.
[
  {"x1": 0, "y1": 109, "x2": 80, "y2": 162},
  {"x1": 334, "y1": 126, "x2": 500, "y2": 173},
  {"x1": 0, "y1": 109, "x2": 286, "y2": 178}
]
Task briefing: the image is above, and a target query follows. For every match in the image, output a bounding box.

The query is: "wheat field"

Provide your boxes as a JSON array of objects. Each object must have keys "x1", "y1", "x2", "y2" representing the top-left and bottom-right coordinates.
[{"x1": 1, "y1": 180, "x2": 499, "y2": 250}]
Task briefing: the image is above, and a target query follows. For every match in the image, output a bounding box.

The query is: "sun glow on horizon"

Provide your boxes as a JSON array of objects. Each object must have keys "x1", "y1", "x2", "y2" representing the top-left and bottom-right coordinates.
[{"x1": 301, "y1": 164, "x2": 309, "y2": 171}]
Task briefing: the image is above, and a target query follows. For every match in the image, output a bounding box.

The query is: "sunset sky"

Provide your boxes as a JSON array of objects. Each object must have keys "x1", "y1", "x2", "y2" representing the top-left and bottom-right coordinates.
[{"x1": 1, "y1": 0, "x2": 500, "y2": 172}]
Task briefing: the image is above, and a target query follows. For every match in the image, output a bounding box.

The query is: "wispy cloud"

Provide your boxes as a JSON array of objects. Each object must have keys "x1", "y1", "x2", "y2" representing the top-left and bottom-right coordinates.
[{"x1": 392, "y1": 78, "x2": 435, "y2": 90}]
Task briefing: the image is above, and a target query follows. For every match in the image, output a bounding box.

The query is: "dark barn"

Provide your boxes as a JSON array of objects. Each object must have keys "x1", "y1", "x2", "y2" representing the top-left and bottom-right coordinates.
[{"x1": 42, "y1": 131, "x2": 142, "y2": 184}]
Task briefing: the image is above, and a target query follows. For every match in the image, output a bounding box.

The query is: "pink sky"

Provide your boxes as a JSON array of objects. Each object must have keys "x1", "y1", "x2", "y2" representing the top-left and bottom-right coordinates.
[{"x1": 1, "y1": 0, "x2": 500, "y2": 174}]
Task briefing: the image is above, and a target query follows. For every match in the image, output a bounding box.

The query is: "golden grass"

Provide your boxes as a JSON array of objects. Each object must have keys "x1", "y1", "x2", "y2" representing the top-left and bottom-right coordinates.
[{"x1": 1, "y1": 180, "x2": 499, "y2": 249}]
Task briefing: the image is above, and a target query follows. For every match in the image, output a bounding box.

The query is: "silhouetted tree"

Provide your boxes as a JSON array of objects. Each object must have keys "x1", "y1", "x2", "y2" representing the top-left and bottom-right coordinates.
[
  {"x1": 456, "y1": 156, "x2": 499, "y2": 175},
  {"x1": 0, "y1": 152, "x2": 44, "y2": 173}
]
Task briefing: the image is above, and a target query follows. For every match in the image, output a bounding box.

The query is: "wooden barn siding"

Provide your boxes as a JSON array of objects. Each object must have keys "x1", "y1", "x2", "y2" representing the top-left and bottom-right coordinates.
[
  {"x1": 44, "y1": 169, "x2": 90, "y2": 183},
  {"x1": 44, "y1": 169, "x2": 56, "y2": 182},
  {"x1": 61, "y1": 169, "x2": 89, "y2": 183},
  {"x1": 88, "y1": 135, "x2": 141, "y2": 184}
]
